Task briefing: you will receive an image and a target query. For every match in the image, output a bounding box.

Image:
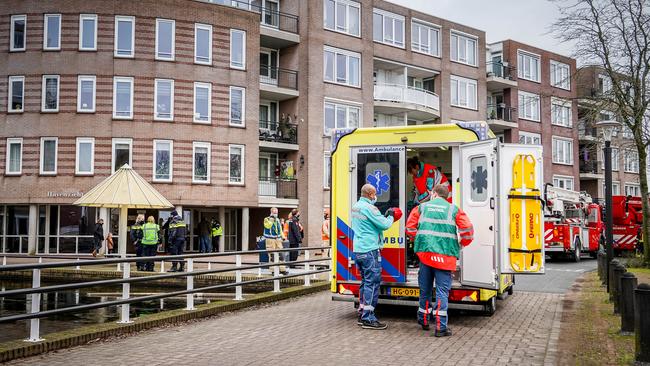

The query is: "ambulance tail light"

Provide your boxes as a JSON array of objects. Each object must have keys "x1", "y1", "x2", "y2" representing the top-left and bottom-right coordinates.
[
  {"x1": 449, "y1": 289, "x2": 478, "y2": 302},
  {"x1": 339, "y1": 284, "x2": 360, "y2": 296}
]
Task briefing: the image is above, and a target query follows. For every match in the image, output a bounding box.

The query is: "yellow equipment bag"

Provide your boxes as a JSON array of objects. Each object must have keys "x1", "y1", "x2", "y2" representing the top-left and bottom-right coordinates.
[{"x1": 508, "y1": 154, "x2": 542, "y2": 272}]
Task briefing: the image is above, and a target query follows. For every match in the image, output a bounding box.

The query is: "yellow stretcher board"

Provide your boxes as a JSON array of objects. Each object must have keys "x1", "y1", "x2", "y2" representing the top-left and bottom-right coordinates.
[{"x1": 508, "y1": 154, "x2": 543, "y2": 272}]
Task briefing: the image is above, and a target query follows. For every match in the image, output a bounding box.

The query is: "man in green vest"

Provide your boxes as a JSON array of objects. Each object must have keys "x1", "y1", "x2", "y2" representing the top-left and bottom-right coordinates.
[
  {"x1": 130, "y1": 214, "x2": 145, "y2": 270},
  {"x1": 211, "y1": 218, "x2": 223, "y2": 253},
  {"x1": 141, "y1": 216, "x2": 160, "y2": 272},
  {"x1": 406, "y1": 184, "x2": 474, "y2": 337}
]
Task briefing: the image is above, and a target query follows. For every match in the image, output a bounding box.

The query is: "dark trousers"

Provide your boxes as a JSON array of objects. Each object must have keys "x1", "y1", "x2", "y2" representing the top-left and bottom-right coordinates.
[
  {"x1": 289, "y1": 241, "x2": 300, "y2": 262},
  {"x1": 142, "y1": 245, "x2": 157, "y2": 271},
  {"x1": 135, "y1": 243, "x2": 144, "y2": 269},
  {"x1": 171, "y1": 239, "x2": 185, "y2": 269}
]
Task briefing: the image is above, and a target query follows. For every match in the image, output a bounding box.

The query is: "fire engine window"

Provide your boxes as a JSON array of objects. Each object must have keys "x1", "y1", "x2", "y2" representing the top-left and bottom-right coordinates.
[{"x1": 470, "y1": 156, "x2": 488, "y2": 202}]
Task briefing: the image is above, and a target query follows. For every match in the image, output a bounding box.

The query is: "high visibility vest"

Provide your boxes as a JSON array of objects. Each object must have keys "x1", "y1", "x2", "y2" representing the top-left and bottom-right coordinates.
[
  {"x1": 263, "y1": 217, "x2": 282, "y2": 239},
  {"x1": 211, "y1": 225, "x2": 223, "y2": 237},
  {"x1": 169, "y1": 220, "x2": 187, "y2": 241},
  {"x1": 141, "y1": 223, "x2": 159, "y2": 245},
  {"x1": 414, "y1": 198, "x2": 460, "y2": 258}
]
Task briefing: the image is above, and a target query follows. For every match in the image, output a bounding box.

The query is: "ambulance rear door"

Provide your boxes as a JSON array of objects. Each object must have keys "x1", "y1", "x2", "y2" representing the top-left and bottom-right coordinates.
[{"x1": 458, "y1": 139, "x2": 499, "y2": 289}]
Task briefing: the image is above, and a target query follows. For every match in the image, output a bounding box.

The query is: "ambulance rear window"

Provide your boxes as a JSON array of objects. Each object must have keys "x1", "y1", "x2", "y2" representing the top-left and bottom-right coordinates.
[{"x1": 470, "y1": 156, "x2": 488, "y2": 202}]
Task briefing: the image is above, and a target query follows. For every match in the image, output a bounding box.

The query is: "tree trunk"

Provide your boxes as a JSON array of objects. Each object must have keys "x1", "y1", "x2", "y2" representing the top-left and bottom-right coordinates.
[{"x1": 636, "y1": 141, "x2": 650, "y2": 265}]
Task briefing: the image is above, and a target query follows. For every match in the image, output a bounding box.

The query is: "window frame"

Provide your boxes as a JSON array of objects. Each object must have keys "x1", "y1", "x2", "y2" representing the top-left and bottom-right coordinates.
[
  {"x1": 43, "y1": 14, "x2": 61, "y2": 51},
  {"x1": 5, "y1": 137, "x2": 23, "y2": 175},
  {"x1": 39, "y1": 137, "x2": 58, "y2": 175},
  {"x1": 41, "y1": 74, "x2": 60, "y2": 112},
  {"x1": 194, "y1": 23, "x2": 213, "y2": 65},
  {"x1": 450, "y1": 30, "x2": 478, "y2": 67},
  {"x1": 411, "y1": 18, "x2": 441, "y2": 57},
  {"x1": 551, "y1": 97, "x2": 572, "y2": 127},
  {"x1": 79, "y1": 14, "x2": 98, "y2": 51},
  {"x1": 114, "y1": 15, "x2": 135, "y2": 58},
  {"x1": 230, "y1": 29, "x2": 246, "y2": 70},
  {"x1": 193, "y1": 82, "x2": 212, "y2": 124},
  {"x1": 324, "y1": 151, "x2": 331, "y2": 189},
  {"x1": 323, "y1": 45, "x2": 361, "y2": 88},
  {"x1": 152, "y1": 139, "x2": 173, "y2": 183},
  {"x1": 228, "y1": 144, "x2": 245, "y2": 185},
  {"x1": 323, "y1": 0, "x2": 361, "y2": 37},
  {"x1": 75, "y1": 137, "x2": 95, "y2": 176},
  {"x1": 111, "y1": 137, "x2": 133, "y2": 173},
  {"x1": 517, "y1": 50, "x2": 541, "y2": 83},
  {"x1": 552, "y1": 136, "x2": 574, "y2": 165},
  {"x1": 77, "y1": 75, "x2": 96, "y2": 113},
  {"x1": 372, "y1": 8, "x2": 405, "y2": 48},
  {"x1": 155, "y1": 18, "x2": 175, "y2": 61},
  {"x1": 112, "y1": 76, "x2": 134, "y2": 120},
  {"x1": 552, "y1": 175, "x2": 574, "y2": 191},
  {"x1": 8, "y1": 75, "x2": 25, "y2": 113},
  {"x1": 624, "y1": 149, "x2": 639, "y2": 173},
  {"x1": 550, "y1": 60, "x2": 571, "y2": 90},
  {"x1": 229, "y1": 86, "x2": 246, "y2": 127},
  {"x1": 192, "y1": 141, "x2": 211, "y2": 184},
  {"x1": 10, "y1": 15, "x2": 27, "y2": 52},
  {"x1": 154, "y1": 78, "x2": 174, "y2": 122},
  {"x1": 518, "y1": 131, "x2": 542, "y2": 145},
  {"x1": 450, "y1": 75, "x2": 478, "y2": 110},
  {"x1": 518, "y1": 90, "x2": 541, "y2": 122},
  {"x1": 323, "y1": 98, "x2": 362, "y2": 135},
  {"x1": 624, "y1": 183, "x2": 641, "y2": 197}
]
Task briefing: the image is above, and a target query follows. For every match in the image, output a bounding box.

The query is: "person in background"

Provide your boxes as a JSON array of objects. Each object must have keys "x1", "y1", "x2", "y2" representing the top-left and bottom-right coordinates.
[
  {"x1": 141, "y1": 216, "x2": 160, "y2": 272},
  {"x1": 321, "y1": 209, "x2": 330, "y2": 256},
  {"x1": 92, "y1": 218, "x2": 104, "y2": 257},
  {"x1": 106, "y1": 232, "x2": 114, "y2": 255},
  {"x1": 288, "y1": 209, "x2": 303, "y2": 264},
  {"x1": 407, "y1": 156, "x2": 451, "y2": 206},
  {"x1": 168, "y1": 210, "x2": 187, "y2": 272},
  {"x1": 263, "y1": 207, "x2": 287, "y2": 275},
  {"x1": 197, "y1": 217, "x2": 211, "y2": 253},
  {"x1": 210, "y1": 218, "x2": 223, "y2": 253},
  {"x1": 131, "y1": 214, "x2": 145, "y2": 270}
]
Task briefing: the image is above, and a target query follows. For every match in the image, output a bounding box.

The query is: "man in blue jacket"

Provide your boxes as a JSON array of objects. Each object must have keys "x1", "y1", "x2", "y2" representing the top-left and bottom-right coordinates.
[{"x1": 352, "y1": 184, "x2": 402, "y2": 330}]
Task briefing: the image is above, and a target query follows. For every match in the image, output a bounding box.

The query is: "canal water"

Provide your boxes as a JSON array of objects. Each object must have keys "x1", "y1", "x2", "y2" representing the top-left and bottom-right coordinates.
[{"x1": 0, "y1": 280, "x2": 234, "y2": 343}]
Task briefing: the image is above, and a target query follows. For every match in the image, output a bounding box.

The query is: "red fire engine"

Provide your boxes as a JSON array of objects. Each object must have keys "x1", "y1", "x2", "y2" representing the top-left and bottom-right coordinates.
[{"x1": 611, "y1": 195, "x2": 643, "y2": 254}]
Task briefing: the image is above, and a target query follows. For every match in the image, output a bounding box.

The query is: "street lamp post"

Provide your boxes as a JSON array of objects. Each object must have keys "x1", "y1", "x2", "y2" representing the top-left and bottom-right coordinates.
[{"x1": 596, "y1": 120, "x2": 621, "y2": 293}]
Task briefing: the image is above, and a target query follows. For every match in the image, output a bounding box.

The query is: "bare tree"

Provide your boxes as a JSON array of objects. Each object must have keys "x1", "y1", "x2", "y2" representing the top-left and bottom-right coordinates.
[{"x1": 552, "y1": 0, "x2": 650, "y2": 264}]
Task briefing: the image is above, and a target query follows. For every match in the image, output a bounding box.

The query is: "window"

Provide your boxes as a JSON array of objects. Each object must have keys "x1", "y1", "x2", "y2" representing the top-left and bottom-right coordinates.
[
  {"x1": 10, "y1": 15, "x2": 26, "y2": 51},
  {"x1": 519, "y1": 131, "x2": 541, "y2": 145},
  {"x1": 551, "y1": 98, "x2": 572, "y2": 127},
  {"x1": 41, "y1": 75, "x2": 60, "y2": 112},
  {"x1": 75, "y1": 137, "x2": 94, "y2": 175},
  {"x1": 323, "y1": 46, "x2": 361, "y2": 87},
  {"x1": 195, "y1": 23, "x2": 212, "y2": 65},
  {"x1": 154, "y1": 79, "x2": 174, "y2": 121},
  {"x1": 450, "y1": 75, "x2": 478, "y2": 109},
  {"x1": 518, "y1": 50, "x2": 540, "y2": 82},
  {"x1": 40, "y1": 137, "x2": 57, "y2": 175},
  {"x1": 450, "y1": 31, "x2": 477, "y2": 66},
  {"x1": 411, "y1": 20, "x2": 440, "y2": 57},
  {"x1": 611, "y1": 148, "x2": 620, "y2": 171},
  {"x1": 470, "y1": 156, "x2": 489, "y2": 202},
  {"x1": 605, "y1": 182, "x2": 621, "y2": 196},
  {"x1": 624, "y1": 149, "x2": 639, "y2": 173},
  {"x1": 79, "y1": 14, "x2": 97, "y2": 51},
  {"x1": 230, "y1": 29, "x2": 246, "y2": 69},
  {"x1": 324, "y1": 152, "x2": 331, "y2": 189},
  {"x1": 155, "y1": 19, "x2": 175, "y2": 61},
  {"x1": 153, "y1": 140, "x2": 173, "y2": 182},
  {"x1": 229, "y1": 86, "x2": 245, "y2": 127},
  {"x1": 324, "y1": 0, "x2": 360, "y2": 37},
  {"x1": 193, "y1": 82, "x2": 211, "y2": 123},
  {"x1": 518, "y1": 91, "x2": 540, "y2": 121},
  {"x1": 114, "y1": 16, "x2": 134, "y2": 57},
  {"x1": 43, "y1": 14, "x2": 61, "y2": 50},
  {"x1": 625, "y1": 184, "x2": 640, "y2": 197},
  {"x1": 228, "y1": 144, "x2": 244, "y2": 185},
  {"x1": 622, "y1": 125, "x2": 634, "y2": 139},
  {"x1": 550, "y1": 60, "x2": 570, "y2": 89},
  {"x1": 552, "y1": 137, "x2": 573, "y2": 165},
  {"x1": 5, "y1": 138, "x2": 23, "y2": 175},
  {"x1": 552, "y1": 175, "x2": 574, "y2": 191},
  {"x1": 192, "y1": 142, "x2": 210, "y2": 183},
  {"x1": 8, "y1": 76, "x2": 24, "y2": 113},
  {"x1": 598, "y1": 74, "x2": 612, "y2": 94},
  {"x1": 373, "y1": 9, "x2": 404, "y2": 48},
  {"x1": 113, "y1": 77, "x2": 133, "y2": 119},
  {"x1": 77, "y1": 75, "x2": 96, "y2": 112},
  {"x1": 324, "y1": 100, "x2": 360, "y2": 135},
  {"x1": 111, "y1": 138, "x2": 132, "y2": 173}
]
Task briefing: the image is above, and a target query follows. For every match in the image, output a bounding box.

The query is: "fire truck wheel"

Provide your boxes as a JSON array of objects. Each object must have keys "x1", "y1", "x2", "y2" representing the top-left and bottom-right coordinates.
[
  {"x1": 589, "y1": 251, "x2": 597, "y2": 259},
  {"x1": 483, "y1": 296, "x2": 497, "y2": 316},
  {"x1": 573, "y1": 242, "x2": 581, "y2": 262}
]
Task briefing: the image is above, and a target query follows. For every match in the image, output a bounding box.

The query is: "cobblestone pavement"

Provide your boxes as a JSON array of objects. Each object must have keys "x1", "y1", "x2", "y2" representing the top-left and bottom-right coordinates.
[{"x1": 9, "y1": 290, "x2": 562, "y2": 366}]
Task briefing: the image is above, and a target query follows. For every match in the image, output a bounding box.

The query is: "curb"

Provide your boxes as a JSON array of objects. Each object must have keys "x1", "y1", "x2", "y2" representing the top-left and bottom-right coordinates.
[{"x1": 0, "y1": 282, "x2": 329, "y2": 363}]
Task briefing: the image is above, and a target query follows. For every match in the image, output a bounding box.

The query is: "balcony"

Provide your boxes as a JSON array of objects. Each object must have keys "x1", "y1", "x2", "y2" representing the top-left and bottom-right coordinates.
[
  {"x1": 486, "y1": 62, "x2": 517, "y2": 91},
  {"x1": 580, "y1": 160, "x2": 603, "y2": 180},
  {"x1": 373, "y1": 84, "x2": 440, "y2": 120},
  {"x1": 259, "y1": 120, "x2": 299, "y2": 151},
  {"x1": 578, "y1": 121, "x2": 598, "y2": 141},
  {"x1": 258, "y1": 177, "x2": 299, "y2": 208},
  {"x1": 486, "y1": 104, "x2": 517, "y2": 132},
  {"x1": 260, "y1": 65, "x2": 299, "y2": 101}
]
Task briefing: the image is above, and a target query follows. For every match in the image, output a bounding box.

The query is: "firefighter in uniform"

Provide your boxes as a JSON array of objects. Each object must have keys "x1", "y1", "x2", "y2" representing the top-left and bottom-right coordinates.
[
  {"x1": 406, "y1": 184, "x2": 474, "y2": 337},
  {"x1": 141, "y1": 216, "x2": 159, "y2": 272},
  {"x1": 130, "y1": 214, "x2": 145, "y2": 271},
  {"x1": 210, "y1": 218, "x2": 223, "y2": 253},
  {"x1": 168, "y1": 211, "x2": 187, "y2": 272}
]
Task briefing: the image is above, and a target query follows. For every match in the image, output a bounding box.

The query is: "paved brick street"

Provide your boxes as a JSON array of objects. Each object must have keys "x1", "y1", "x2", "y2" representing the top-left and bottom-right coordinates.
[{"x1": 8, "y1": 289, "x2": 562, "y2": 366}]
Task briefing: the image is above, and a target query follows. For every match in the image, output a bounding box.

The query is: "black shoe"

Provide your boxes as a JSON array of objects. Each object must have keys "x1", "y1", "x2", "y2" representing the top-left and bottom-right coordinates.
[
  {"x1": 169, "y1": 266, "x2": 177, "y2": 272},
  {"x1": 357, "y1": 314, "x2": 363, "y2": 326},
  {"x1": 434, "y1": 328, "x2": 452, "y2": 337},
  {"x1": 178, "y1": 267, "x2": 184, "y2": 272},
  {"x1": 361, "y1": 320, "x2": 387, "y2": 330},
  {"x1": 418, "y1": 320, "x2": 430, "y2": 331}
]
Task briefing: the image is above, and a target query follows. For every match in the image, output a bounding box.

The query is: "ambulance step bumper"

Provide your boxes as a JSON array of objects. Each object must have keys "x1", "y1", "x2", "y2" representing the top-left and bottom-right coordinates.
[
  {"x1": 331, "y1": 294, "x2": 485, "y2": 311},
  {"x1": 545, "y1": 247, "x2": 566, "y2": 253}
]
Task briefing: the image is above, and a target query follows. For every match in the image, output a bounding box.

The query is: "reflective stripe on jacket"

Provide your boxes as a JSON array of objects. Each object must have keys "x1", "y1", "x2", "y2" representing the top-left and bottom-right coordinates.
[
  {"x1": 412, "y1": 163, "x2": 451, "y2": 204},
  {"x1": 263, "y1": 217, "x2": 282, "y2": 239},
  {"x1": 351, "y1": 197, "x2": 394, "y2": 253},
  {"x1": 141, "y1": 223, "x2": 160, "y2": 245}
]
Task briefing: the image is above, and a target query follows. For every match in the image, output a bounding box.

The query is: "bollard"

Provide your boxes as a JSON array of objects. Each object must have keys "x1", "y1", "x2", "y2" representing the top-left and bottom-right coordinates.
[
  {"x1": 612, "y1": 264, "x2": 627, "y2": 314},
  {"x1": 609, "y1": 259, "x2": 621, "y2": 296},
  {"x1": 597, "y1": 251, "x2": 605, "y2": 283},
  {"x1": 620, "y1": 272, "x2": 637, "y2": 334},
  {"x1": 634, "y1": 283, "x2": 650, "y2": 364}
]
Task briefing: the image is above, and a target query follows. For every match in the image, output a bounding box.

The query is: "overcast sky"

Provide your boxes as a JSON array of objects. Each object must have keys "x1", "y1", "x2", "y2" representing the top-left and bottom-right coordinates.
[{"x1": 387, "y1": 0, "x2": 574, "y2": 58}]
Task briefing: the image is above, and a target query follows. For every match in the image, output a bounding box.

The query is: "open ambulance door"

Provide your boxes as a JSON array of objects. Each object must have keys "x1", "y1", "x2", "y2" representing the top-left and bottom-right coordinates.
[{"x1": 458, "y1": 139, "x2": 499, "y2": 289}]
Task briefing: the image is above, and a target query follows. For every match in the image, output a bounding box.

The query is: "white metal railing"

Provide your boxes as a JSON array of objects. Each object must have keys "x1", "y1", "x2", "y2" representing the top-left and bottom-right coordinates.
[{"x1": 373, "y1": 83, "x2": 440, "y2": 112}]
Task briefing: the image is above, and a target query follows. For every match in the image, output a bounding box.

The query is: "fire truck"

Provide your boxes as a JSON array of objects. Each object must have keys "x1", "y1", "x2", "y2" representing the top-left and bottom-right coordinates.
[
  {"x1": 329, "y1": 122, "x2": 545, "y2": 316},
  {"x1": 543, "y1": 185, "x2": 603, "y2": 261},
  {"x1": 611, "y1": 195, "x2": 643, "y2": 254}
]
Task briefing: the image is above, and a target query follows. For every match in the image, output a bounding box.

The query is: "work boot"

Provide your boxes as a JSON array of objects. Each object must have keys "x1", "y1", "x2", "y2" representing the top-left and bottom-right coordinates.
[
  {"x1": 434, "y1": 328, "x2": 452, "y2": 337},
  {"x1": 357, "y1": 314, "x2": 363, "y2": 326},
  {"x1": 361, "y1": 320, "x2": 388, "y2": 330}
]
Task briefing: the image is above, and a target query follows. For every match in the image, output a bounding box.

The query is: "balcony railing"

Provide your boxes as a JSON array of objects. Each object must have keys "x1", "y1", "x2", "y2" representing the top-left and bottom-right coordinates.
[
  {"x1": 259, "y1": 177, "x2": 297, "y2": 199},
  {"x1": 260, "y1": 65, "x2": 298, "y2": 90},
  {"x1": 487, "y1": 104, "x2": 516, "y2": 122},
  {"x1": 580, "y1": 160, "x2": 602, "y2": 174},
  {"x1": 210, "y1": 0, "x2": 299, "y2": 34},
  {"x1": 486, "y1": 62, "x2": 516, "y2": 81},
  {"x1": 373, "y1": 84, "x2": 440, "y2": 113},
  {"x1": 259, "y1": 120, "x2": 298, "y2": 145},
  {"x1": 578, "y1": 121, "x2": 598, "y2": 139}
]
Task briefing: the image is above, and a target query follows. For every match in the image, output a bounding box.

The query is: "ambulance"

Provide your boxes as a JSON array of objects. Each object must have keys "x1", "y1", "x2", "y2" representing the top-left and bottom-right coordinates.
[{"x1": 330, "y1": 122, "x2": 545, "y2": 315}]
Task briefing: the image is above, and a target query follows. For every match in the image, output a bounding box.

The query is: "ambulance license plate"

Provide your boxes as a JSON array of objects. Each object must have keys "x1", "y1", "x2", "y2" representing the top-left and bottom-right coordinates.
[{"x1": 389, "y1": 287, "x2": 419, "y2": 297}]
